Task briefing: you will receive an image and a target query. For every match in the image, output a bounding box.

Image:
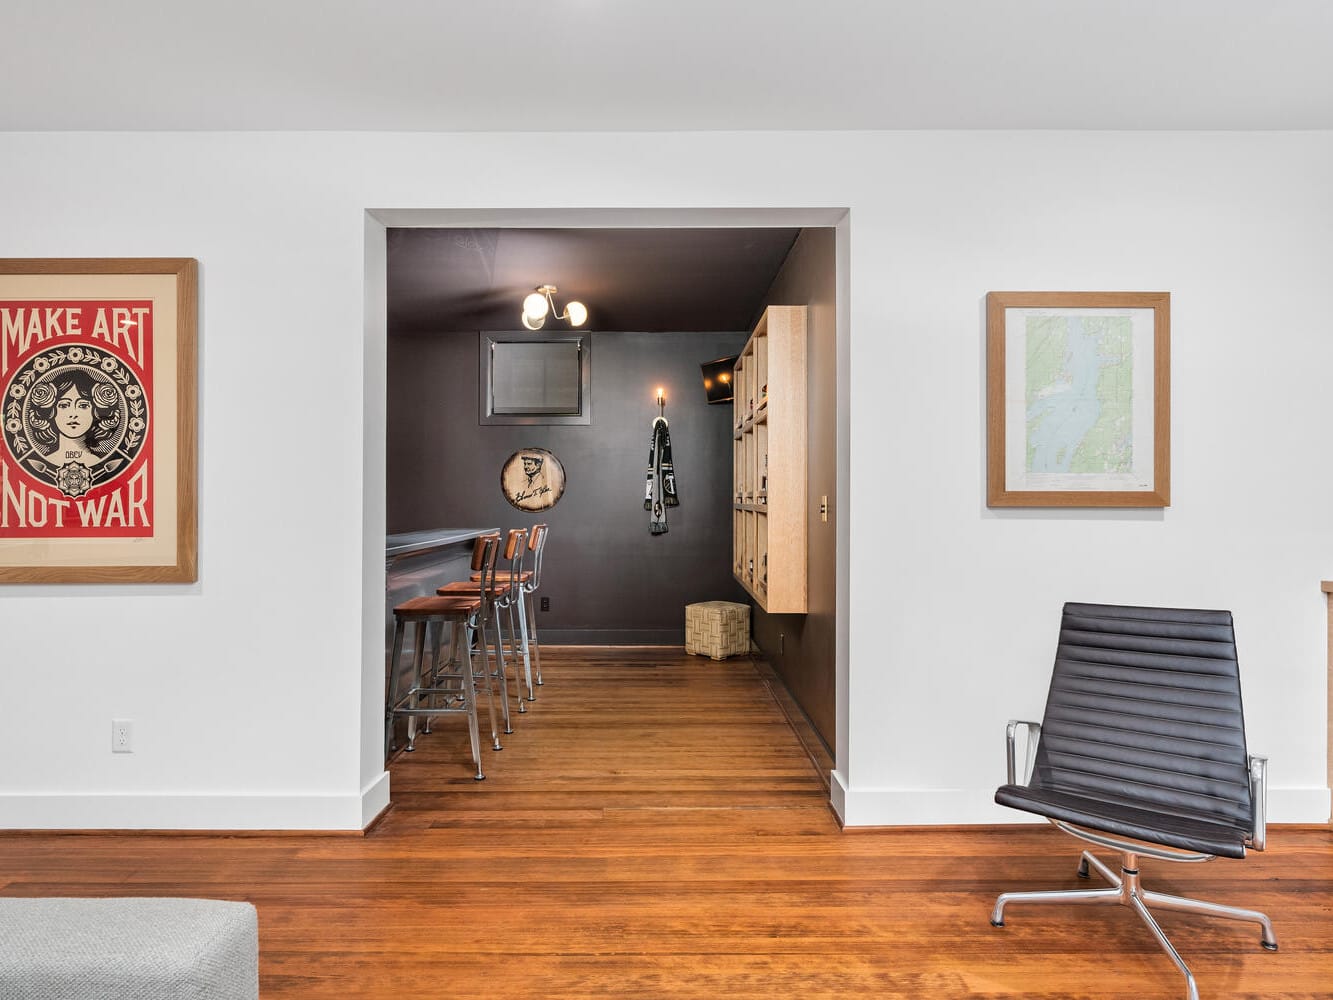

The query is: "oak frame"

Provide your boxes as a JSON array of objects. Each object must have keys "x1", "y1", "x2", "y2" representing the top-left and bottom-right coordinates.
[
  {"x1": 0, "y1": 257, "x2": 198, "y2": 582},
  {"x1": 986, "y1": 291, "x2": 1170, "y2": 508}
]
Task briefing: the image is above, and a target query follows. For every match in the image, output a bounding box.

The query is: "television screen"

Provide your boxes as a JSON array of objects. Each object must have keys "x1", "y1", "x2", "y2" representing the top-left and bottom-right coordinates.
[{"x1": 700, "y1": 355, "x2": 738, "y2": 405}]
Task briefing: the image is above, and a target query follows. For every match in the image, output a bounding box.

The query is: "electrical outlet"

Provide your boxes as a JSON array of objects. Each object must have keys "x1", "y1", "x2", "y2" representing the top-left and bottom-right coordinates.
[
  {"x1": 112, "y1": 719, "x2": 133, "y2": 754},
  {"x1": 540, "y1": 597, "x2": 550, "y2": 612}
]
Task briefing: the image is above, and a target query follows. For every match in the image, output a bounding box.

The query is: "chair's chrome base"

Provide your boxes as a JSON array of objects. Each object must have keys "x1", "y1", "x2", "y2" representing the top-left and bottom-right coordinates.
[{"x1": 992, "y1": 849, "x2": 1277, "y2": 1000}]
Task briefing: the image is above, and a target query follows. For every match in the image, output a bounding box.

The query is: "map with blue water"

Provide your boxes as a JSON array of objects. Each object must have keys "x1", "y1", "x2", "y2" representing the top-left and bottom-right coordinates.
[{"x1": 1024, "y1": 314, "x2": 1133, "y2": 475}]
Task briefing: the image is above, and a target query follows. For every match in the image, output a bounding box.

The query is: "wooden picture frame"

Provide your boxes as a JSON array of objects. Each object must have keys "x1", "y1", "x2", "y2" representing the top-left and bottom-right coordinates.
[
  {"x1": 0, "y1": 258, "x2": 198, "y2": 582},
  {"x1": 987, "y1": 291, "x2": 1170, "y2": 508}
]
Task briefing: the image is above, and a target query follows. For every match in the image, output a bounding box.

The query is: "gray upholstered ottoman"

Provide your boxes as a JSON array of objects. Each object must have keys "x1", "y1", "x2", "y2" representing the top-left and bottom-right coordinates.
[{"x1": 0, "y1": 897, "x2": 259, "y2": 1000}]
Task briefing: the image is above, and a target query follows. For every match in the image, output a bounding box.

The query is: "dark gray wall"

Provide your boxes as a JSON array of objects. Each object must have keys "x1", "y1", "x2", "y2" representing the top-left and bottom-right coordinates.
[
  {"x1": 751, "y1": 227, "x2": 837, "y2": 753},
  {"x1": 387, "y1": 330, "x2": 749, "y2": 643}
]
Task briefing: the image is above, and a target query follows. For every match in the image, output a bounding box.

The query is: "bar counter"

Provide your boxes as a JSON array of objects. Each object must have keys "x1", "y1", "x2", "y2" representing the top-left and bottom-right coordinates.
[{"x1": 386, "y1": 528, "x2": 496, "y2": 565}]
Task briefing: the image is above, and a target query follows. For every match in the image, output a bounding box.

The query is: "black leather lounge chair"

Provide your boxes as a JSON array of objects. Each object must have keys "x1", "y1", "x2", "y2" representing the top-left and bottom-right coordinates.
[{"x1": 991, "y1": 603, "x2": 1276, "y2": 1000}]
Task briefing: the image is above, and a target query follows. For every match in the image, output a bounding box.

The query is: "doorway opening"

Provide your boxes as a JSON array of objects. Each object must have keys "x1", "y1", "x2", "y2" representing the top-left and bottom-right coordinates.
[{"x1": 362, "y1": 208, "x2": 851, "y2": 823}]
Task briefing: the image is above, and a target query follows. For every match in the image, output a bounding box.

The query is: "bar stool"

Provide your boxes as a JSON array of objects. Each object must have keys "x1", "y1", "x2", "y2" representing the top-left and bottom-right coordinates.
[
  {"x1": 470, "y1": 523, "x2": 546, "y2": 700},
  {"x1": 385, "y1": 533, "x2": 503, "y2": 779},
  {"x1": 437, "y1": 528, "x2": 524, "y2": 724}
]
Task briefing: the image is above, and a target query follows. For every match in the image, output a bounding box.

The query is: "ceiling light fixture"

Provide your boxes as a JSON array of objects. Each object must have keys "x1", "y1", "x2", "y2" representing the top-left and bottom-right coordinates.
[{"x1": 521, "y1": 284, "x2": 588, "y2": 330}]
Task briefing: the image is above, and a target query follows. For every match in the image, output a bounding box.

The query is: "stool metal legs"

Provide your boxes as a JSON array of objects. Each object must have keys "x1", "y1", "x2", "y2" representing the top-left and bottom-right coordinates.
[
  {"x1": 506, "y1": 590, "x2": 536, "y2": 702},
  {"x1": 476, "y1": 608, "x2": 513, "y2": 736},
  {"x1": 385, "y1": 620, "x2": 407, "y2": 763},
  {"x1": 438, "y1": 619, "x2": 502, "y2": 752},
  {"x1": 385, "y1": 615, "x2": 492, "y2": 779},
  {"x1": 455, "y1": 627, "x2": 484, "y2": 779},
  {"x1": 523, "y1": 586, "x2": 543, "y2": 688}
]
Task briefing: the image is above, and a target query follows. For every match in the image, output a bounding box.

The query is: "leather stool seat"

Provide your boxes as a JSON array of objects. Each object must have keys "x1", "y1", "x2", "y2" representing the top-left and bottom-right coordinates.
[
  {"x1": 470, "y1": 570, "x2": 532, "y2": 583},
  {"x1": 439, "y1": 581, "x2": 511, "y2": 598},
  {"x1": 396, "y1": 594, "x2": 481, "y2": 617}
]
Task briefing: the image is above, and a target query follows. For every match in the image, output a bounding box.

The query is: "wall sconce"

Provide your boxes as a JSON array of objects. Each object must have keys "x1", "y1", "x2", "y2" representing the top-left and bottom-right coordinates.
[
  {"x1": 700, "y1": 355, "x2": 738, "y2": 404},
  {"x1": 521, "y1": 284, "x2": 588, "y2": 331}
]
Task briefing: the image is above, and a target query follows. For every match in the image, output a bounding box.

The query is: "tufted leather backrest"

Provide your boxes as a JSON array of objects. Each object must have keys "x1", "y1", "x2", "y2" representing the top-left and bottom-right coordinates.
[{"x1": 1032, "y1": 603, "x2": 1253, "y2": 830}]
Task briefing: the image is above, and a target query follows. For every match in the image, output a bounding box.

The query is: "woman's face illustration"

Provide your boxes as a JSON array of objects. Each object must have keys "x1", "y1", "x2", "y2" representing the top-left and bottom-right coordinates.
[{"x1": 55, "y1": 384, "x2": 94, "y2": 440}]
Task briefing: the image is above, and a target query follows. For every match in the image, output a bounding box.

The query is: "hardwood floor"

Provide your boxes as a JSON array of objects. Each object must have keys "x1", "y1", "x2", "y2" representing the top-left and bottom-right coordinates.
[{"x1": 3, "y1": 647, "x2": 1331, "y2": 998}]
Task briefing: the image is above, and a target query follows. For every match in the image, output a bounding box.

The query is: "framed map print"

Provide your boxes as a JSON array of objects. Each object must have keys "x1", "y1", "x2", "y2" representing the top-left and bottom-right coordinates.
[
  {"x1": 0, "y1": 258, "x2": 198, "y2": 582},
  {"x1": 986, "y1": 291, "x2": 1170, "y2": 508}
]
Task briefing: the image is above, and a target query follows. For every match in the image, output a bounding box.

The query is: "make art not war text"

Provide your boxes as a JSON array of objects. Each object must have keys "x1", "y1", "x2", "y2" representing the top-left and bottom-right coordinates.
[
  {"x1": 1, "y1": 462, "x2": 151, "y2": 533},
  {"x1": 1, "y1": 304, "x2": 149, "y2": 376}
]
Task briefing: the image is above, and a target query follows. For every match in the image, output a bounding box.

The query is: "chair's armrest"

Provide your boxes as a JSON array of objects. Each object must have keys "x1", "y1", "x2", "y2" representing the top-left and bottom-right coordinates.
[
  {"x1": 1248, "y1": 754, "x2": 1268, "y2": 852},
  {"x1": 1005, "y1": 719, "x2": 1042, "y2": 786}
]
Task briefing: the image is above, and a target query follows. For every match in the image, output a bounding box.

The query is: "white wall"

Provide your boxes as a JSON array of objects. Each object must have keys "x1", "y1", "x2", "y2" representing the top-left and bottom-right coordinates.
[
  {"x1": 0, "y1": 130, "x2": 1327, "y2": 829},
  {"x1": 841, "y1": 132, "x2": 1333, "y2": 825}
]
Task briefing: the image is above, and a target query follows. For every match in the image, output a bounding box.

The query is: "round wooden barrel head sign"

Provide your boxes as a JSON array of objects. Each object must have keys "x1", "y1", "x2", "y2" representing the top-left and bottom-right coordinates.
[{"x1": 500, "y1": 448, "x2": 565, "y2": 512}]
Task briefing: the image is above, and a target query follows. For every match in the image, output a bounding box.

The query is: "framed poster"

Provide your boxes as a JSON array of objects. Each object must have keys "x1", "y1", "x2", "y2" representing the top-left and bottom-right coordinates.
[
  {"x1": 0, "y1": 258, "x2": 198, "y2": 582},
  {"x1": 500, "y1": 448, "x2": 565, "y2": 512},
  {"x1": 986, "y1": 291, "x2": 1170, "y2": 508}
]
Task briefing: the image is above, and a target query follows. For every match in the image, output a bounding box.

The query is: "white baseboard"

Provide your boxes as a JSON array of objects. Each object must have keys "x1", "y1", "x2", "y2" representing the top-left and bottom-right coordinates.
[
  {"x1": 361, "y1": 771, "x2": 391, "y2": 828},
  {"x1": 835, "y1": 784, "x2": 1331, "y2": 828},
  {"x1": 0, "y1": 787, "x2": 383, "y2": 831},
  {"x1": 3, "y1": 779, "x2": 1322, "y2": 832},
  {"x1": 830, "y1": 769, "x2": 848, "y2": 823},
  {"x1": 1267, "y1": 786, "x2": 1332, "y2": 824}
]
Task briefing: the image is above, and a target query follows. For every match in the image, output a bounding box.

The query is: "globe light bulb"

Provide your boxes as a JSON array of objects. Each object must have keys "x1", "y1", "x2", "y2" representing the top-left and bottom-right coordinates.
[
  {"x1": 523, "y1": 291, "x2": 550, "y2": 322},
  {"x1": 564, "y1": 300, "x2": 588, "y2": 327}
]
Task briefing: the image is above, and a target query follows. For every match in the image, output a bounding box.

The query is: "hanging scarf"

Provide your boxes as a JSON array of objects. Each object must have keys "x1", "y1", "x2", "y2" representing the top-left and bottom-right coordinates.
[{"x1": 644, "y1": 416, "x2": 679, "y2": 534}]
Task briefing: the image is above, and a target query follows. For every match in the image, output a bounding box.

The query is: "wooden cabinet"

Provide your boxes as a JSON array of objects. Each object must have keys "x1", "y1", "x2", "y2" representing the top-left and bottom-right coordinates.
[{"x1": 732, "y1": 306, "x2": 806, "y2": 613}]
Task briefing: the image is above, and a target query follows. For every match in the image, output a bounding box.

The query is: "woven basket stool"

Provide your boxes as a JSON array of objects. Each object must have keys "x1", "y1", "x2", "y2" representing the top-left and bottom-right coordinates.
[{"x1": 685, "y1": 601, "x2": 751, "y2": 660}]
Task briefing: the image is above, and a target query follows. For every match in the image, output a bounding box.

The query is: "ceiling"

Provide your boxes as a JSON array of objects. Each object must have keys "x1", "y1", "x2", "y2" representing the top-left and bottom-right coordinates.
[
  {"x1": 2, "y1": 2, "x2": 1331, "y2": 131},
  {"x1": 387, "y1": 228, "x2": 802, "y2": 334}
]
